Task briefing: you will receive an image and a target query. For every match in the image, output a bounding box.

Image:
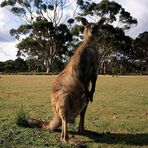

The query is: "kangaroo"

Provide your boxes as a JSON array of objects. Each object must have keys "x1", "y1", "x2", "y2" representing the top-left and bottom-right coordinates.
[{"x1": 27, "y1": 18, "x2": 105, "y2": 142}]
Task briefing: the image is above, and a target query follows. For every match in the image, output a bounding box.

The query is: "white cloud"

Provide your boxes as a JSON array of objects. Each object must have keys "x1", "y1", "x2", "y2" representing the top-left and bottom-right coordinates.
[
  {"x1": 116, "y1": 0, "x2": 148, "y2": 19},
  {"x1": 114, "y1": 0, "x2": 148, "y2": 37},
  {"x1": 0, "y1": 2, "x2": 21, "y2": 61},
  {"x1": 0, "y1": 27, "x2": 16, "y2": 42},
  {"x1": 0, "y1": 41, "x2": 18, "y2": 61},
  {"x1": 0, "y1": 0, "x2": 148, "y2": 61}
]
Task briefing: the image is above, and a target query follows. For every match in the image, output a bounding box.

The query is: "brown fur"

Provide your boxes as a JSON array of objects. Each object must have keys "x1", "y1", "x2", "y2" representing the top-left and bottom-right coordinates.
[{"x1": 27, "y1": 18, "x2": 104, "y2": 142}]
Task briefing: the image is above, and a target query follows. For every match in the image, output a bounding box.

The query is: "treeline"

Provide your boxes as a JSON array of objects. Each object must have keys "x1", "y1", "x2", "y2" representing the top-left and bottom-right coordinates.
[
  {"x1": 0, "y1": 0, "x2": 148, "y2": 75},
  {"x1": 0, "y1": 57, "x2": 65, "y2": 74},
  {"x1": 0, "y1": 55, "x2": 147, "y2": 75}
]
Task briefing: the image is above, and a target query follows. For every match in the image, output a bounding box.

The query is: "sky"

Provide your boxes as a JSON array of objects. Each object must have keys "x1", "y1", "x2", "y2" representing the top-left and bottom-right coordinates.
[{"x1": 0, "y1": 0, "x2": 148, "y2": 61}]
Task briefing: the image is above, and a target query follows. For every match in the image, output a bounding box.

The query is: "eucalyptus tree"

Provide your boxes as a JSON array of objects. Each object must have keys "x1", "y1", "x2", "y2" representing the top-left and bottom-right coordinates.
[
  {"x1": 76, "y1": 0, "x2": 137, "y2": 73},
  {"x1": 133, "y1": 32, "x2": 148, "y2": 61},
  {"x1": 1, "y1": 0, "x2": 138, "y2": 74},
  {"x1": 132, "y1": 32, "x2": 148, "y2": 74},
  {"x1": 1, "y1": 0, "x2": 73, "y2": 73}
]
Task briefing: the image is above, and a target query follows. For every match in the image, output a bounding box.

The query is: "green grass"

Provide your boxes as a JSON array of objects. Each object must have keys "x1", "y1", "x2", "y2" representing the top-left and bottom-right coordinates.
[
  {"x1": 0, "y1": 75, "x2": 148, "y2": 147},
  {"x1": 15, "y1": 106, "x2": 30, "y2": 127}
]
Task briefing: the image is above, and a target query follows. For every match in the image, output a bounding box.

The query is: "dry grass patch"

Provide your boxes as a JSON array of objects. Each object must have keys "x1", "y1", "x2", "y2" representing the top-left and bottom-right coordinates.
[{"x1": 0, "y1": 75, "x2": 148, "y2": 147}]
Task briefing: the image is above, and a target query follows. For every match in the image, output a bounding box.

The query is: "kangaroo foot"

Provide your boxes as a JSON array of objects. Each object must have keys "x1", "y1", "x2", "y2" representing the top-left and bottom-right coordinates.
[{"x1": 60, "y1": 136, "x2": 69, "y2": 143}]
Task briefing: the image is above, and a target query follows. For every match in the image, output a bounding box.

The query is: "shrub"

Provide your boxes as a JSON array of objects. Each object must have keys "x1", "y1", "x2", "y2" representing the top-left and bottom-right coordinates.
[{"x1": 15, "y1": 106, "x2": 30, "y2": 127}]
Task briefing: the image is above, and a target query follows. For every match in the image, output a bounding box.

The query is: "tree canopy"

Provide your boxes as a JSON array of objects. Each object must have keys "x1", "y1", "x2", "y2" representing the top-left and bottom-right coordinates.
[
  {"x1": 1, "y1": 0, "x2": 73, "y2": 73},
  {"x1": 75, "y1": 0, "x2": 137, "y2": 73},
  {"x1": 1, "y1": 0, "x2": 147, "y2": 75}
]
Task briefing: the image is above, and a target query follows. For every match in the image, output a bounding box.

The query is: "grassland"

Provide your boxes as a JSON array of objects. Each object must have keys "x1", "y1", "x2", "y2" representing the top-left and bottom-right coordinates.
[{"x1": 0, "y1": 75, "x2": 148, "y2": 148}]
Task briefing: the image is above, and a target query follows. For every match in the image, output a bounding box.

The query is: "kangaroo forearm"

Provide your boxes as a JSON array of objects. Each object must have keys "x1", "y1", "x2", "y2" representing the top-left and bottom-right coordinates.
[{"x1": 90, "y1": 76, "x2": 97, "y2": 95}]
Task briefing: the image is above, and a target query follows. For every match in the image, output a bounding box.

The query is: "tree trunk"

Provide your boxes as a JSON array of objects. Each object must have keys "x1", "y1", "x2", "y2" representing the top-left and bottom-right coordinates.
[
  {"x1": 46, "y1": 59, "x2": 50, "y2": 73},
  {"x1": 103, "y1": 62, "x2": 107, "y2": 74},
  {"x1": 46, "y1": 57, "x2": 53, "y2": 73},
  {"x1": 100, "y1": 60, "x2": 107, "y2": 74},
  {"x1": 99, "y1": 60, "x2": 104, "y2": 74}
]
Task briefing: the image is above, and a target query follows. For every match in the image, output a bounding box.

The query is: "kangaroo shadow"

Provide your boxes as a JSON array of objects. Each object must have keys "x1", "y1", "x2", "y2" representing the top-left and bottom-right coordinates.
[
  {"x1": 69, "y1": 130, "x2": 148, "y2": 146},
  {"x1": 24, "y1": 120, "x2": 147, "y2": 146}
]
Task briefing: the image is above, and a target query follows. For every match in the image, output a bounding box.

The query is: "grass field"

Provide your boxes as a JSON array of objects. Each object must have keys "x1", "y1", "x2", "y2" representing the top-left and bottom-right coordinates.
[{"x1": 0, "y1": 75, "x2": 148, "y2": 148}]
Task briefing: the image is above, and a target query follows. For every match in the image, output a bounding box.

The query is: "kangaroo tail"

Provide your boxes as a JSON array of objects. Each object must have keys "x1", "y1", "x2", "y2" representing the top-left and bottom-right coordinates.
[
  {"x1": 27, "y1": 115, "x2": 61, "y2": 131},
  {"x1": 27, "y1": 118, "x2": 44, "y2": 128}
]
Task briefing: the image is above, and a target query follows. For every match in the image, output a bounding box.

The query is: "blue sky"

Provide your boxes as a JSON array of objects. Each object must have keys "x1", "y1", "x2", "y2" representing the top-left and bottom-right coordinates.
[{"x1": 0, "y1": 0, "x2": 148, "y2": 61}]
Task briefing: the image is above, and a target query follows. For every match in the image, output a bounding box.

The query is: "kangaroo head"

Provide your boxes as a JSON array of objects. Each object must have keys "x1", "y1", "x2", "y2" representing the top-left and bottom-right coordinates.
[{"x1": 80, "y1": 17, "x2": 105, "y2": 41}]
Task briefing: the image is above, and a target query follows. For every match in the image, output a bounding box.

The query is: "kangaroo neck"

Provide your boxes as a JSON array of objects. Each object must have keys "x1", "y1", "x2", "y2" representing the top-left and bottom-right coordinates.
[{"x1": 83, "y1": 36, "x2": 97, "y2": 46}]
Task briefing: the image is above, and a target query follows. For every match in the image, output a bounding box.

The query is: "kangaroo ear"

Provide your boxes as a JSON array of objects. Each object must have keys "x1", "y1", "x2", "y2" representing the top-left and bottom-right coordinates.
[
  {"x1": 80, "y1": 17, "x2": 89, "y2": 26},
  {"x1": 97, "y1": 17, "x2": 106, "y2": 27}
]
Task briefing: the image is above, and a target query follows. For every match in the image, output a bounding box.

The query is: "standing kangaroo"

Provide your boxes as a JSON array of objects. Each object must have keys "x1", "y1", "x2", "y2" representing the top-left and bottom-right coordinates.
[{"x1": 28, "y1": 18, "x2": 105, "y2": 142}]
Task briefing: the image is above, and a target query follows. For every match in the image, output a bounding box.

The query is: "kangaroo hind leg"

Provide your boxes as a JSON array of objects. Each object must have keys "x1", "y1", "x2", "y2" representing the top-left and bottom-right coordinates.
[
  {"x1": 78, "y1": 105, "x2": 88, "y2": 134},
  {"x1": 59, "y1": 94, "x2": 70, "y2": 142}
]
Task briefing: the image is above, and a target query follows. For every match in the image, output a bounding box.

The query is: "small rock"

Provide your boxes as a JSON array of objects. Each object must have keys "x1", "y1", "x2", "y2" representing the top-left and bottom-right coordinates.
[{"x1": 113, "y1": 115, "x2": 117, "y2": 119}]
